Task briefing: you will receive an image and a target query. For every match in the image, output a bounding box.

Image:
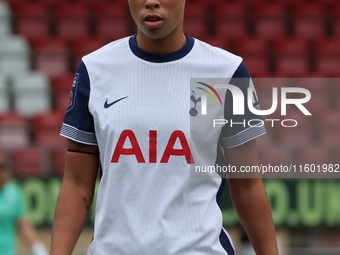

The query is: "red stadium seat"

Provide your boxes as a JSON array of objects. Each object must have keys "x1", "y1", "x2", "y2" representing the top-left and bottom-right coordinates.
[
  {"x1": 322, "y1": 0, "x2": 340, "y2": 6},
  {"x1": 246, "y1": 69, "x2": 272, "y2": 78},
  {"x1": 184, "y1": 1, "x2": 209, "y2": 39},
  {"x1": 32, "y1": 38, "x2": 70, "y2": 78},
  {"x1": 284, "y1": 108, "x2": 311, "y2": 127},
  {"x1": 319, "y1": 131, "x2": 340, "y2": 145},
  {"x1": 53, "y1": 91, "x2": 70, "y2": 112},
  {"x1": 274, "y1": 38, "x2": 311, "y2": 76},
  {"x1": 293, "y1": 146, "x2": 332, "y2": 165},
  {"x1": 204, "y1": 36, "x2": 228, "y2": 50},
  {"x1": 13, "y1": 2, "x2": 50, "y2": 41},
  {"x1": 276, "y1": 57, "x2": 310, "y2": 76},
  {"x1": 329, "y1": 79, "x2": 340, "y2": 109},
  {"x1": 295, "y1": 20, "x2": 326, "y2": 40},
  {"x1": 80, "y1": 0, "x2": 110, "y2": 4},
  {"x1": 330, "y1": 1, "x2": 340, "y2": 36},
  {"x1": 275, "y1": 38, "x2": 309, "y2": 57},
  {"x1": 0, "y1": 112, "x2": 29, "y2": 150},
  {"x1": 334, "y1": 19, "x2": 340, "y2": 37},
  {"x1": 52, "y1": 74, "x2": 74, "y2": 110},
  {"x1": 39, "y1": 0, "x2": 70, "y2": 6},
  {"x1": 295, "y1": 78, "x2": 331, "y2": 114},
  {"x1": 185, "y1": 1, "x2": 208, "y2": 20},
  {"x1": 315, "y1": 39, "x2": 340, "y2": 77},
  {"x1": 316, "y1": 110, "x2": 340, "y2": 129},
  {"x1": 235, "y1": 37, "x2": 269, "y2": 56},
  {"x1": 253, "y1": 2, "x2": 288, "y2": 39},
  {"x1": 11, "y1": 146, "x2": 47, "y2": 178},
  {"x1": 72, "y1": 37, "x2": 107, "y2": 70},
  {"x1": 216, "y1": 21, "x2": 248, "y2": 40},
  {"x1": 242, "y1": 55, "x2": 269, "y2": 77},
  {"x1": 2, "y1": 0, "x2": 30, "y2": 8},
  {"x1": 54, "y1": 3, "x2": 90, "y2": 40},
  {"x1": 214, "y1": 2, "x2": 249, "y2": 39},
  {"x1": 32, "y1": 111, "x2": 66, "y2": 148},
  {"x1": 316, "y1": 57, "x2": 340, "y2": 77},
  {"x1": 273, "y1": 71, "x2": 312, "y2": 78},
  {"x1": 293, "y1": 146, "x2": 333, "y2": 178},
  {"x1": 257, "y1": 144, "x2": 290, "y2": 167},
  {"x1": 292, "y1": 2, "x2": 326, "y2": 39},
  {"x1": 94, "y1": 1, "x2": 130, "y2": 41},
  {"x1": 277, "y1": 108, "x2": 314, "y2": 145},
  {"x1": 51, "y1": 146, "x2": 67, "y2": 177},
  {"x1": 235, "y1": 37, "x2": 271, "y2": 75},
  {"x1": 278, "y1": 127, "x2": 313, "y2": 146},
  {"x1": 315, "y1": 38, "x2": 340, "y2": 55},
  {"x1": 330, "y1": 146, "x2": 340, "y2": 165},
  {"x1": 315, "y1": 110, "x2": 340, "y2": 145},
  {"x1": 184, "y1": 22, "x2": 209, "y2": 40}
]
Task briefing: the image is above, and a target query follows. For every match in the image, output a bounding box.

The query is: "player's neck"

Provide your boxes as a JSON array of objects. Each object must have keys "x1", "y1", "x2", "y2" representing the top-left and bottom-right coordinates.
[{"x1": 136, "y1": 26, "x2": 187, "y2": 54}]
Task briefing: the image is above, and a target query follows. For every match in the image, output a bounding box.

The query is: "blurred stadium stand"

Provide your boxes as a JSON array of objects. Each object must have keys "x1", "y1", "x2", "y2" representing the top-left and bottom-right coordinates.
[
  {"x1": 0, "y1": 111, "x2": 30, "y2": 149},
  {"x1": 0, "y1": 0, "x2": 338, "y2": 254},
  {"x1": 0, "y1": 74, "x2": 10, "y2": 112},
  {"x1": 0, "y1": 35, "x2": 31, "y2": 74},
  {"x1": 12, "y1": 72, "x2": 51, "y2": 116},
  {"x1": 32, "y1": 110, "x2": 66, "y2": 147},
  {"x1": 0, "y1": 0, "x2": 337, "y2": 179},
  {"x1": 11, "y1": 145, "x2": 48, "y2": 177}
]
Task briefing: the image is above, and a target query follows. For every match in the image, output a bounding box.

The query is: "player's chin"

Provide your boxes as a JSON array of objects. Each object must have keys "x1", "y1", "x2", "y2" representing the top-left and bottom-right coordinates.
[{"x1": 140, "y1": 27, "x2": 170, "y2": 40}]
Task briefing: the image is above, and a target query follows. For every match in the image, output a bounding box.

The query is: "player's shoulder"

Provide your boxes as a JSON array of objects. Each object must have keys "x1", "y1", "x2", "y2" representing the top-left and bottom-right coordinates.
[
  {"x1": 193, "y1": 38, "x2": 243, "y2": 65},
  {"x1": 82, "y1": 36, "x2": 130, "y2": 64},
  {"x1": 192, "y1": 38, "x2": 246, "y2": 77}
]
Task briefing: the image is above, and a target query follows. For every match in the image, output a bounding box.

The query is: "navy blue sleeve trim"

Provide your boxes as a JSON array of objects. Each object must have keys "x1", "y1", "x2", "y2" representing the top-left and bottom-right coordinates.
[
  {"x1": 60, "y1": 61, "x2": 97, "y2": 145},
  {"x1": 220, "y1": 61, "x2": 266, "y2": 148},
  {"x1": 231, "y1": 61, "x2": 251, "y2": 79}
]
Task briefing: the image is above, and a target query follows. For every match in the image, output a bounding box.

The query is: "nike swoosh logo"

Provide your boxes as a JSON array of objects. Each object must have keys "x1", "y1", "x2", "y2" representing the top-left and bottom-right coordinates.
[{"x1": 104, "y1": 96, "x2": 128, "y2": 109}]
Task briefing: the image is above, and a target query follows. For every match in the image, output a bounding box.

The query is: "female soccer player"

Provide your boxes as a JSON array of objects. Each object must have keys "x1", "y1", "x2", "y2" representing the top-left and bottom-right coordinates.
[{"x1": 51, "y1": 1, "x2": 279, "y2": 254}]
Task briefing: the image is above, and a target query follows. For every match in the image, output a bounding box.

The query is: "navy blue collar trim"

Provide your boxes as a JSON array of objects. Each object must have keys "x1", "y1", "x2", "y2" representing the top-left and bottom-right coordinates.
[{"x1": 129, "y1": 34, "x2": 194, "y2": 63}]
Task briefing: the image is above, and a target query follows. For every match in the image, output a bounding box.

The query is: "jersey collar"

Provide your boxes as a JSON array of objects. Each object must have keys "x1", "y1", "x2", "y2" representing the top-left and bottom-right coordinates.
[{"x1": 129, "y1": 34, "x2": 194, "y2": 63}]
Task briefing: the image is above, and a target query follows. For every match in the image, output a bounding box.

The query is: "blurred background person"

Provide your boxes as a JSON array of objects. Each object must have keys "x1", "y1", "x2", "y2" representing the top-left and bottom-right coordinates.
[{"x1": 0, "y1": 151, "x2": 48, "y2": 255}]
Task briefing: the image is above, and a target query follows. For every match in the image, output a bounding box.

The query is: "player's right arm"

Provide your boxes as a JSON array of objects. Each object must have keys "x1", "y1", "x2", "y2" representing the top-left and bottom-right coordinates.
[{"x1": 50, "y1": 139, "x2": 99, "y2": 255}]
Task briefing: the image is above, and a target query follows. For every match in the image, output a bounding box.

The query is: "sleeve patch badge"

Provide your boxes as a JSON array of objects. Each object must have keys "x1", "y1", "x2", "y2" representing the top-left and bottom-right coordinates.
[{"x1": 66, "y1": 73, "x2": 79, "y2": 112}]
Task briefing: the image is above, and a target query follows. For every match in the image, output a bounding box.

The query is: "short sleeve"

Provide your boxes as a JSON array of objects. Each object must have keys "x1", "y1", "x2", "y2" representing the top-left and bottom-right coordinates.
[
  {"x1": 60, "y1": 61, "x2": 97, "y2": 145},
  {"x1": 220, "y1": 61, "x2": 266, "y2": 148}
]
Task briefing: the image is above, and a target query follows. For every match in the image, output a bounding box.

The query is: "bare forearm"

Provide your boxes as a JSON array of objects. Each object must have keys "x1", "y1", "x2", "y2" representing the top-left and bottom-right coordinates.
[
  {"x1": 51, "y1": 141, "x2": 99, "y2": 255},
  {"x1": 230, "y1": 179, "x2": 278, "y2": 255},
  {"x1": 50, "y1": 179, "x2": 93, "y2": 255}
]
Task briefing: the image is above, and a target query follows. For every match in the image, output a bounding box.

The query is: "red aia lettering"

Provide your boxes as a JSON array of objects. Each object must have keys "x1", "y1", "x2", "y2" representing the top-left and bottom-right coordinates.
[
  {"x1": 149, "y1": 130, "x2": 157, "y2": 163},
  {"x1": 160, "y1": 131, "x2": 194, "y2": 164},
  {"x1": 111, "y1": 130, "x2": 145, "y2": 163},
  {"x1": 111, "y1": 130, "x2": 194, "y2": 164}
]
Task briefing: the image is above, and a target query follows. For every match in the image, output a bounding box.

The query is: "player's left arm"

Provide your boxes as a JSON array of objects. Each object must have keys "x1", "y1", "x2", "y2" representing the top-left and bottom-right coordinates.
[{"x1": 225, "y1": 139, "x2": 279, "y2": 255}]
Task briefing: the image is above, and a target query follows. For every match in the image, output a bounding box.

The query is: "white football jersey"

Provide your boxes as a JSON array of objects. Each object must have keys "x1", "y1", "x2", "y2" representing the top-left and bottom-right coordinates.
[{"x1": 60, "y1": 34, "x2": 265, "y2": 255}]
